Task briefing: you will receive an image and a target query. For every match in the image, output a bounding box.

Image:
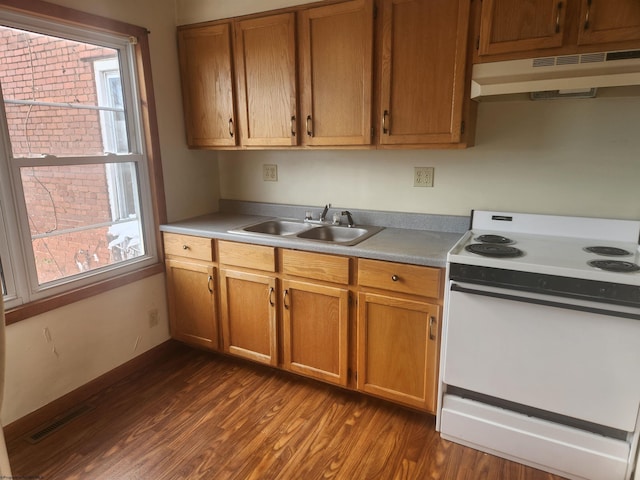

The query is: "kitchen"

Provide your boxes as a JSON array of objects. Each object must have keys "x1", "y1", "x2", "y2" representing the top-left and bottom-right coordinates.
[{"x1": 0, "y1": 0, "x2": 639, "y2": 478}]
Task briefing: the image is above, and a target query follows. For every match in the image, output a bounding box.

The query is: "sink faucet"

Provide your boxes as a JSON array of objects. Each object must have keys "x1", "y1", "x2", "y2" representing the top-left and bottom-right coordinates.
[
  {"x1": 341, "y1": 210, "x2": 355, "y2": 227},
  {"x1": 320, "y1": 203, "x2": 331, "y2": 222}
]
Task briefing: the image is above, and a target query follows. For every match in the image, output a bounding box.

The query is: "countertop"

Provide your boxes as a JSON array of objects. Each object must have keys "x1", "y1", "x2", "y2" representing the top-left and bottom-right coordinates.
[{"x1": 160, "y1": 212, "x2": 465, "y2": 268}]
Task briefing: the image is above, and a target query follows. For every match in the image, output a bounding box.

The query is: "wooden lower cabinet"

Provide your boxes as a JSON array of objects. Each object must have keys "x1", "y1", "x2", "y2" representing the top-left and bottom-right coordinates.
[
  {"x1": 219, "y1": 268, "x2": 278, "y2": 366},
  {"x1": 164, "y1": 234, "x2": 445, "y2": 412},
  {"x1": 357, "y1": 292, "x2": 441, "y2": 413},
  {"x1": 165, "y1": 258, "x2": 219, "y2": 350},
  {"x1": 282, "y1": 279, "x2": 349, "y2": 386}
]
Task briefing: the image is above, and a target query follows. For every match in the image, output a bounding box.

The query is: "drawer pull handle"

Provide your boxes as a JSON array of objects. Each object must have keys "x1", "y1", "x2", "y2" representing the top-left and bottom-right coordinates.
[
  {"x1": 382, "y1": 110, "x2": 389, "y2": 134},
  {"x1": 207, "y1": 275, "x2": 213, "y2": 293},
  {"x1": 555, "y1": 2, "x2": 562, "y2": 33},
  {"x1": 429, "y1": 316, "x2": 437, "y2": 340},
  {"x1": 182, "y1": 245, "x2": 189, "y2": 250},
  {"x1": 228, "y1": 118, "x2": 234, "y2": 138},
  {"x1": 269, "y1": 287, "x2": 275, "y2": 307},
  {"x1": 391, "y1": 274, "x2": 399, "y2": 282},
  {"x1": 291, "y1": 115, "x2": 296, "y2": 137},
  {"x1": 283, "y1": 289, "x2": 290, "y2": 309}
]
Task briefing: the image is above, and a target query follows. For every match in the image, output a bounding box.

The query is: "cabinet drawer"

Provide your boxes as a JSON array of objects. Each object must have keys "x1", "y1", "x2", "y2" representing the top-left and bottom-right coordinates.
[
  {"x1": 164, "y1": 233, "x2": 214, "y2": 262},
  {"x1": 282, "y1": 249, "x2": 350, "y2": 284},
  {"x1": 218, "y1": 241, "x2": 276, "y2": 272},
  {"x1": 358, "y1": 258, "x2": 441, "y2": 298}
]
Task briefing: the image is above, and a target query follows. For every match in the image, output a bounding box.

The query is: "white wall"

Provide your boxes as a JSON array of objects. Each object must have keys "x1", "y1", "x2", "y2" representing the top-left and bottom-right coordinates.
[
  {"x1": 218, "y1": 94, "x2": 640, "y2": 220},
  {"x1": 2, "y1": 0, "x2": 218, "y2": 425}
]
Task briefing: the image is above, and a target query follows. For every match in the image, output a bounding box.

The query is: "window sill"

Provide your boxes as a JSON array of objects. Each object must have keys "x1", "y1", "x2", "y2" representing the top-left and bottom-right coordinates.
[{"x1": 5, "y1": 262, "x2": 165, "y2": 325}]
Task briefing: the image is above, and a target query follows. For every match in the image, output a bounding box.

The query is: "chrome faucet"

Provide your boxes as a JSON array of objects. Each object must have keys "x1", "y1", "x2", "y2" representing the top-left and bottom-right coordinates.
[
  {"x1": 320, "y1": 203, "x2": 331, "y2": 222},
  {"x1": 341, "y1": 210, "x2": 355, "y2": 227}
]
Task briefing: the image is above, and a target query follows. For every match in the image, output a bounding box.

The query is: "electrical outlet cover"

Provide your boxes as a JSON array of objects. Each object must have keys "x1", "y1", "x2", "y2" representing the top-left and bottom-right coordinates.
[
  {"x1": 263, "y1": 164, "x2": 278, "y2": 182},
  {"x1": 414, "y1": 167, "x2": 434, "y2": 187}
]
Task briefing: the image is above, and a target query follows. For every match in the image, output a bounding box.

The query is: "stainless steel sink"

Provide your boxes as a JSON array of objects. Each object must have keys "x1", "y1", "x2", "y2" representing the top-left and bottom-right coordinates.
[
  {"x1": 229, "y1": 219, "x2": 383, "y2": 246},
  {"x1": 295, "y1": 225, "x2": 383, "y2": 246},
  {"x1": 239, "y1": 219, "x2": 312, "y2": 236}
]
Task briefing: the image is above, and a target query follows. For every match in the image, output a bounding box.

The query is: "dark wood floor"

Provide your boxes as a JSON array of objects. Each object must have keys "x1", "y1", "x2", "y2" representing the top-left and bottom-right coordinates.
[{"x1": 6, "y1": 344, "x2": 565, "y2": 479}]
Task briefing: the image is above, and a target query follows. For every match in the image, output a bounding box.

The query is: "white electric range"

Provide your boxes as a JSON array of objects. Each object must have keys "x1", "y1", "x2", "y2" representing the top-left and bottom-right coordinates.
[{"x1": 437, "y1": 211, "x2": 640, "y2": 480}]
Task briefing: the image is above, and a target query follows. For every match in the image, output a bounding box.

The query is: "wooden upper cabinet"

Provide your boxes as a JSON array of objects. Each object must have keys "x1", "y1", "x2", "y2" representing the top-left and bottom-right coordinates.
[
  {"x1": 177, "y1": 23, "x2": 237, "y2": 148},
  {"x1": 234, "y1": 13, "x2": 298, "y2": 147},
  {"x1": 478, "y1": 0, "x2": 567, "y2": 56},
  {"x1": 298, "y1": 0, "x2": 374, "y2": 146},
  {"x1": 378, "y1": 0, "x2": 471, "y2": 146},
  {"x1": 477, "y1": 0, "x2": 640, "y2": 61},
  {"x1": 577, "y1": 0, "x2": 640, "y2": 46}
]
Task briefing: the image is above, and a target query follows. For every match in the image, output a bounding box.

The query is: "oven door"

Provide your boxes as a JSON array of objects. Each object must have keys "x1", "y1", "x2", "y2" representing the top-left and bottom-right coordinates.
[{"x1": 442, "y1": 280, "x2": 640, "y2": 432}]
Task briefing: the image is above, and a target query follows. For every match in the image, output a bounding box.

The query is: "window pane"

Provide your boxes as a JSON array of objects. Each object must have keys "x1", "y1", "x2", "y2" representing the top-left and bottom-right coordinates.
[
  {"x1": 0, "y1": 26, "x2": 129, "y2": 157},
  {"x1": 21, "y1": 163, "x2": 144, "y2": 285}
]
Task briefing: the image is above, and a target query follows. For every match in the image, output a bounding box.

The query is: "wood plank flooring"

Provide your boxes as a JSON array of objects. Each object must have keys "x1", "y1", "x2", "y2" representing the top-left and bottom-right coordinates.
[{"x1": 6, "y1": 344, "x2": 565, "y2": 479}]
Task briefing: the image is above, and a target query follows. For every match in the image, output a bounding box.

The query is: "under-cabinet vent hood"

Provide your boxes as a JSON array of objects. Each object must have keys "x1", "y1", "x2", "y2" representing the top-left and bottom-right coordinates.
[{"x1": 471, "y1": 50, "x2": 640, "y2": 99}]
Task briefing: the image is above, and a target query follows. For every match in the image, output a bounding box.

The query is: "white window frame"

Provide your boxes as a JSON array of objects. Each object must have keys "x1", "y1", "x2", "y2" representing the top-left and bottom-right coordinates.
[{"x1": 0, "y1": 10, "x2": 158, "y2": 309}]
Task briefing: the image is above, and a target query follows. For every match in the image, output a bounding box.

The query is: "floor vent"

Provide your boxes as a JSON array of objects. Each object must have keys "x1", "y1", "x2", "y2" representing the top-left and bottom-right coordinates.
[{"x1": 25, "y1": 403, "x2": 94, "y2": 444}]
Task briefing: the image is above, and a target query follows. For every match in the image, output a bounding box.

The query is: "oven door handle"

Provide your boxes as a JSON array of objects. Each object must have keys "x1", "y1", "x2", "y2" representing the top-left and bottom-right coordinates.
[{"x1": 450, "y1": 283, "x2": 640, "y2": 321}]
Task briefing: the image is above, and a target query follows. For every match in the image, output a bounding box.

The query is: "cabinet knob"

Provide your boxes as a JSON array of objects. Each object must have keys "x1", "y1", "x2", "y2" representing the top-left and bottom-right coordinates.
[
  {"x1": 391, "y1": 274, "x2": 399, "y2": 282},
  {"x1": 182, "y1": 245, "x2": 189, "y2": 250}
]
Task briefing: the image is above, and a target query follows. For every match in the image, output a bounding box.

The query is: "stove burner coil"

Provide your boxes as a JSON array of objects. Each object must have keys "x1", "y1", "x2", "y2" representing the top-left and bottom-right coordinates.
[
  {"x1": 474, "y1": 234, "x2": 514, "y2": 244},
  {"x1": 584, "y1": 246, "x2": 632, "y2": 257},
  {"x1": 588, "y1": 260, "x2": 640, "y2": 273},
  {"x1": 465, "y1": 243, "x2": 523, "y2": 258}
]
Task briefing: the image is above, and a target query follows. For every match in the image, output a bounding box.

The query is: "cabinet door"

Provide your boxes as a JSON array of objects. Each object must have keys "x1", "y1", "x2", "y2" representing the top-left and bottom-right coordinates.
[
  {"x1": 234, "y1": 13, "x2": 298, "y2": 146},
  {"x1": 219, "y1": 269, "x2": 277, "y2": 366},
  {"x1": 478, "y1": 0, "x2": 567, "y2": 56},
  {"x1": 299, "y1": 0, "x2": 374, "y2": 146},
  {"x1": 577, "y1": 0, "x2": 640, "y2": 46},
  {"x1": 282, "y1": 279, "x2": 349, "y2": 386},
  {"x1": 165, "y1": 259, "x2": 218, "y2": 350},
  {"x1": 379, "y1": 0, "x2": 470, "y2": 145},
  {"x1": 177, "y1": 23, "x2": 237, "y2": 148},
  {"x1": 357, "y1": 292, "x2": 441, "y2": 412}
]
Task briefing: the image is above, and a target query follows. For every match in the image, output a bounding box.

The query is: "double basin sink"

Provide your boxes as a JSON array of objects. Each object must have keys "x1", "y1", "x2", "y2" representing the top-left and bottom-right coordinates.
[{"x1": 229, "y1": 219, "x2": 383, "y2": 246}]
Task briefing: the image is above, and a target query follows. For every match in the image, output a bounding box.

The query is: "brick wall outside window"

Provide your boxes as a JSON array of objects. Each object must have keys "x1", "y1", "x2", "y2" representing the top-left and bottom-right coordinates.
[{"x1": 1, "y1": 27, "x2": 123, "y2": 284}]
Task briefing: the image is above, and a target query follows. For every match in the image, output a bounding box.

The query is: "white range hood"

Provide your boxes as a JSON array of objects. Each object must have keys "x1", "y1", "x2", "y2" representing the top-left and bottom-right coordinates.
[{"x1": 471, "y1": 50, "x2": 640, "y2": 99}]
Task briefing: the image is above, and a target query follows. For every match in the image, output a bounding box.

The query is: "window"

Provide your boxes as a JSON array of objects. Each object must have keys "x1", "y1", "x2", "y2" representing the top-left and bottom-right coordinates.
[{"x1": 0, "y1": 6, "x2": 162, "y2": 313}]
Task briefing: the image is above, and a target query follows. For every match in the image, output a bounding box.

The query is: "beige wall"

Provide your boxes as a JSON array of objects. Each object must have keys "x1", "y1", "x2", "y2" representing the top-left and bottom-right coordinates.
[
  {"x1": 219, "y1": 94, "x2": 640, "y2": 220},
  {"x1": 176, "y1": 0, "x2": 318, "y2": 24}
]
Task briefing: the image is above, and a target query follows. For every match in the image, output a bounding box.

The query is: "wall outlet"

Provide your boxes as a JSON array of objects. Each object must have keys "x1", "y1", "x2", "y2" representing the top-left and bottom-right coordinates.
[
  {"x1": 263, "y1": 164, "x2": 278, "y2": 182},
  {"x1": 414, "y1": 167, "x2": 434, "y2": 187},
  {"x1": 148, "y1": 308, "x2": 159, "y2": 328}
]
